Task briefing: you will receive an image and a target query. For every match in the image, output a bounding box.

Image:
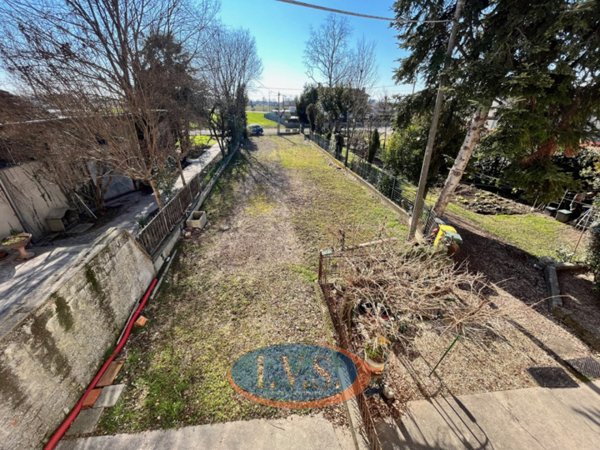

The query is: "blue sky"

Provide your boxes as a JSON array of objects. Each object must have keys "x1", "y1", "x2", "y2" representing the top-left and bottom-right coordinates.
[
  {"x1": 0, "y1": 1, "x2": 413, "y2": 100},
  {"x1": 220, "y1": 0, "x2": 413, "y2": 101}
]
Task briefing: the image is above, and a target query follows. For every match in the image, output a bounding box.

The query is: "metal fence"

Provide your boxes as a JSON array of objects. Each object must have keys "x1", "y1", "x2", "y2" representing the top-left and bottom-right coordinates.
[
  {"x1": 318, "y1": 248, "x2": 382, "y2": 450},
  {"x1": 307, "y1": 133, "x2": 439, "y2": 236},
  {"x1": 137, "y1": 148, "x2": 237, "y2": 256}
]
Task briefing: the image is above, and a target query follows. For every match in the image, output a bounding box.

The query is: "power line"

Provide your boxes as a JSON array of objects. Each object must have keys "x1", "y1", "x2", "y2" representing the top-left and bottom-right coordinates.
[{"x1": 275, "y1": 0, "x2": 450, "y2": 23}]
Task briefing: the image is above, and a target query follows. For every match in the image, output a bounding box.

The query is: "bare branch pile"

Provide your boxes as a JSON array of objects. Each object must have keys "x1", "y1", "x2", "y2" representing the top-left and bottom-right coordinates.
[{"x1": 332, "y1": 241, "x2": 505, "y2": 351}]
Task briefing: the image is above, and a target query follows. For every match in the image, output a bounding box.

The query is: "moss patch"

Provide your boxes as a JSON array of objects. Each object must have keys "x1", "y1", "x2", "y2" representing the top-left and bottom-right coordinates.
[
  {"x1": 53, "y1": 294, "x2": 74, "y2": 331},
  {"x1": 85, "y1": 265, "x2": 102, "y2": 295}
]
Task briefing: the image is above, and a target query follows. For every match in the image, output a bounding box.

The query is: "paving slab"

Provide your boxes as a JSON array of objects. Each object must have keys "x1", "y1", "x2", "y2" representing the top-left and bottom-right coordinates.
[
  {"x1": 93, "y1": 385, "x2": 125, "y2": 408},
  {"x1": 57, "y1": 414, "x2": 355, "y2": 450},
  {"x1": 66, "y1": 408, "x2": 104, "y2": 437},
  {"x1": 380, "y1": 380, "x2": 600, "y2": 450},
  {"x1": 96, "y1": 360, "x2": 124, "y2": 387}
]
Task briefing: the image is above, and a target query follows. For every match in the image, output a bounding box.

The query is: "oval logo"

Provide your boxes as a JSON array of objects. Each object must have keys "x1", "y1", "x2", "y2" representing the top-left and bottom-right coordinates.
[{"x1": 228, "y1": 343, "x2": 371, "y2": 408}]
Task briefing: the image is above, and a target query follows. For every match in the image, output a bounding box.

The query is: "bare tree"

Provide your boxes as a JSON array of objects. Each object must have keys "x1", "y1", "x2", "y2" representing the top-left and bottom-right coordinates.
[
  {"x1": 201, "y1": 26, "x2": 263, "y2": 157},
  {"x1": 344, "y1": 37, "x2": 378, "y2": 159},
  {"x1": 304, "y1": 14, "x2": 353, "y2": 88},
  {"x1": 0, "y1": 0, "x2": 218, "y2": 208},
  {"x1": 348, "y1": 36, "x2": 378, "y2": 91},
  {"x1": 0, "y1": 91, "x2": 116, "y2": 212}
]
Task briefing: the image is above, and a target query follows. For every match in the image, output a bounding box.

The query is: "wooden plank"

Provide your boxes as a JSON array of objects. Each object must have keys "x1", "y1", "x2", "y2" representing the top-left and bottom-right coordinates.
[{"x1": 97, "y1": 360, "x2": 124, "y2": 387}]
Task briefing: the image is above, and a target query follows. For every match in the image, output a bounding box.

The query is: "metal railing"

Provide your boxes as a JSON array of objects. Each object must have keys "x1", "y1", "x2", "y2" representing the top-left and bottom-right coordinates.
[{"x1": 136, "y1": 148, "x2": 237, "y2": 256}]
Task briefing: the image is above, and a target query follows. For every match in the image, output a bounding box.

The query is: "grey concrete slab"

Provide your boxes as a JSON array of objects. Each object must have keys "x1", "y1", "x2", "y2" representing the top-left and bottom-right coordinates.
[
  {"x1": 57, "y1": 414, "x2": 355, "y2": 450},
  {"x1": 66, "y1": 408, "x2": 104, "y2": 437},
  {"x1": 93, "y1": 385, "x2": 125, "y2": 408},
  {"x1": 387, "y1": 381, "x2": 600, "y2": 450}
]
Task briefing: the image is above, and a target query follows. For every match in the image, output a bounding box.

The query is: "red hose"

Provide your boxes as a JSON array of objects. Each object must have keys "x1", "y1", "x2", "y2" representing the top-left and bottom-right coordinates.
[{"x1": 44, "y1": 278, "x2": 158, "y2": 450}]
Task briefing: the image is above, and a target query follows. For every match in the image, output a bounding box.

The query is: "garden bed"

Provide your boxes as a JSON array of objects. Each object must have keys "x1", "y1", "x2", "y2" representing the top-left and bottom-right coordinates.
[{"x1": 454, "y1": 184, "x2": 531, "y2": 215}]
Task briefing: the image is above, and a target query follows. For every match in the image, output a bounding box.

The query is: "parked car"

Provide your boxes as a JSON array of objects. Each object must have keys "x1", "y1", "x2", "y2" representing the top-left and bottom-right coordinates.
[{"x1": 248, "y1": 124, "x2": 264, "y2": 136}]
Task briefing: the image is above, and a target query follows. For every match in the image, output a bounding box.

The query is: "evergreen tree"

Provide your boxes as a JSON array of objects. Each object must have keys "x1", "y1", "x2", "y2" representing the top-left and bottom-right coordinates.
[
  {"x1": 393, "y1": 0, "x2": 600, "y2": 214},
  {"x1": 367, "y1": 129, "x2": 380, "y2": 163}
]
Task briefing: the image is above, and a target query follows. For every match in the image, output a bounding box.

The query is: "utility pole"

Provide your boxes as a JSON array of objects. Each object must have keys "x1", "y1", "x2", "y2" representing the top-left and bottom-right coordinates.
[
  {"x1": 407, "y1": 0, "x2": 465, "y2": 241},
  {"x1": 277, "y1": 92, "x2": 281, "y2": 135},
  {"x1": 383, "y1": 95, "x2": 388, "y2": 150}
]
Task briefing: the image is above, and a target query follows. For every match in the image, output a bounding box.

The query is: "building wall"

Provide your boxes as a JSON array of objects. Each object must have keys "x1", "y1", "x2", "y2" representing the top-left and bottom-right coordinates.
[
  {"x1": 0, "y1": 163, "x2": 70, "y2": 239},
  {"x1": 0, "y1": 185, "x2": 22, "y2": 237},
  {"x1": 0, "y1": 229, "x2": 156, "y2": 449}
]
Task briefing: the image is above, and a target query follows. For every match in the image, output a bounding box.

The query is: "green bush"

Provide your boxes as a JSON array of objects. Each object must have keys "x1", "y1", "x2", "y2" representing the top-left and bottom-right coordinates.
[{"x1": 588, "y1": 223, "x2": 600, "y2": 290}]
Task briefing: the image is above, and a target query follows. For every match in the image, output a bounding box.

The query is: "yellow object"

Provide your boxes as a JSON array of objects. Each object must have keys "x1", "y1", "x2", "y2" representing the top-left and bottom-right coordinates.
[{"x1": 433, "y1": 224, "x2": 463, "y2": 249}]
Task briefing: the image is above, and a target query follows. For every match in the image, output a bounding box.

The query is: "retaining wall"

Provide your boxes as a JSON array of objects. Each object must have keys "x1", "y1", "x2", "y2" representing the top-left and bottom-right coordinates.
[{"x1": 0, "y1": 229, "x2": 155, "y2": 449}]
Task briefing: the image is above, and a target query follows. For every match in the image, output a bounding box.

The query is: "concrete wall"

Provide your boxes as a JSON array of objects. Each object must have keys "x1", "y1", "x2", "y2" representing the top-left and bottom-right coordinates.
[
  {"x1": 0, "y1": 229, "x2": 156, "y2": 449},
  {"x1": 0, "y1": 185, "x2": 22, "y2": 237},
  {"x1": 264, "y1": 112, "x2": 300, "y2": 128},
  {"x1": 0, "y1": 163, "x2": 70, "y2": 239}
]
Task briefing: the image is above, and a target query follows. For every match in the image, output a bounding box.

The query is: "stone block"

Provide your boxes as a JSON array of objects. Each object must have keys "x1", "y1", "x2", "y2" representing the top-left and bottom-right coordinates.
[{"x1": 93, "y1": 384, "x2": 125, "y2": 408}]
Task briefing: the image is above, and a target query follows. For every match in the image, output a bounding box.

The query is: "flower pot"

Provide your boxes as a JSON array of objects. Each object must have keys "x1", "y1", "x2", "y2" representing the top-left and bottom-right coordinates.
[
  {"x1": 0, "y1": 233, "x2": 34, "y2": 261},
  {"x1": 364, "y1": 350, "x2": 386, "y2": 375},
  {"x1": 186, "y1": 210, "x2": 207, "y2": 229}
]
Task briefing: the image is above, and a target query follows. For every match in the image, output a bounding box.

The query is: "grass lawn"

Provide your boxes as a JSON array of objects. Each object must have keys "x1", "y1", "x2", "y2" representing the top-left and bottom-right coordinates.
[
  {"x1": 97, "y1": 135, "x2": 406, "y2": 434},
  {"x1": 191, "y1": 135, "x2": 213, "y2": 147},
  {"x1": 446, "y1": 202, "x2": 587, "y2": 259},
  {"x1": 399, "y1": 183, "x2": 586, "y2": 259},
  {"x1": 246, "y1": 111, "x2": 278, "y2": 128}
]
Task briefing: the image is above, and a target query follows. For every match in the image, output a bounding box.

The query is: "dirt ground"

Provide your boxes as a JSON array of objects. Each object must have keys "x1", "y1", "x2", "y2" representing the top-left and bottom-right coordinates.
[
  {"x1": 95, "y1": 135, "x2": 598, "y2": 438},
  {"x1": 96, "y1": 135, "x2": 406, "y2": 435},
  {"x1": 428, "y1": 213, "x2": 599, "y2": 389},
  {"x1": 558, "y1": 270, "x2": 600, "y2": 350}
]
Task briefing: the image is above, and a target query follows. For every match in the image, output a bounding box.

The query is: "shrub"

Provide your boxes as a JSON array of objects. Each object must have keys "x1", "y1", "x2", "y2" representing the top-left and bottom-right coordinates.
[{"x1": 588, "y1": 223, "x2": 600, "y2": 290}]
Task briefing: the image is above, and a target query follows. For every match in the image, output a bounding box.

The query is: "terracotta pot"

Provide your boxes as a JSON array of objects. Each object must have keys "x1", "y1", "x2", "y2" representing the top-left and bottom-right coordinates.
[{"x1": 1, "y1": 233, "x2": 34, "y2": 260}]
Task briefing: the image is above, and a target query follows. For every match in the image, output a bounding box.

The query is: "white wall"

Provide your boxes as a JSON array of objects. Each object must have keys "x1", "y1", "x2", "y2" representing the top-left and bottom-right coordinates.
[{"x1": 0, "y1": 185, "x2": 22, "y2": 237}]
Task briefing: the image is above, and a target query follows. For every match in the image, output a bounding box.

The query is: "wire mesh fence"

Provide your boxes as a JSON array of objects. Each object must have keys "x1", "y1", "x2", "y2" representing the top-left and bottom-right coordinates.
[
  {"x1": 306, "y1": 133, "x2": 439, "y2": 235},
  {"x1": 319, "y1": 247, "x2": 383, "y2": 450}
]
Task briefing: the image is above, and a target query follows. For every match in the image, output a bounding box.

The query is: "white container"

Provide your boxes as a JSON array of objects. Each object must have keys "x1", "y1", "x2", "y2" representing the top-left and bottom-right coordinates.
[{"x1": 186, "y1": 210, "x2": 207, "y2": 229}]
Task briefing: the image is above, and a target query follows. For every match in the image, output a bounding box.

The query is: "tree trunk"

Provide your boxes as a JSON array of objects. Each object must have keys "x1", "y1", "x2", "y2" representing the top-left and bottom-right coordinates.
[
  {"x1": 149, "y1": 178, "x2": 163, "y2": 209},
  {"x1": 433, "y1": 105, "x2": 491, "y2": 216},
  {"x1": 177, "y1": 157, "x2": 186, "y2": 186}
]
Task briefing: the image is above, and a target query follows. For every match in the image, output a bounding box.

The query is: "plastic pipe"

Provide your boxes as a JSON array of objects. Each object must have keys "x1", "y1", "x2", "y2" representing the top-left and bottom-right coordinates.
[{"x1": 44, "y1": 278, "x2": 158, "y2": 450}]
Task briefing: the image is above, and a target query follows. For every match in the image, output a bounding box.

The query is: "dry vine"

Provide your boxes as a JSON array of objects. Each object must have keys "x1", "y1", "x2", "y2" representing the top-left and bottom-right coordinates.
[{"x1": 331, "y1": 239, "x2": 507, "y2": 353}]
